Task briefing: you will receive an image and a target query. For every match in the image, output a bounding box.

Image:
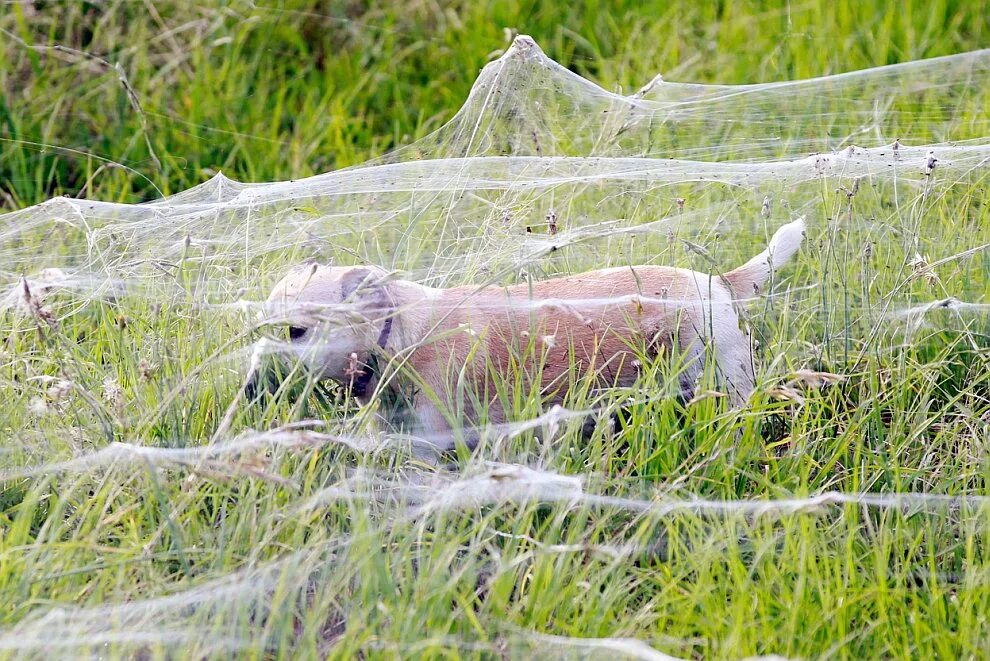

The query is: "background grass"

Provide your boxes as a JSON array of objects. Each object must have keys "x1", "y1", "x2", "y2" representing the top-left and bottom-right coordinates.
[
  {"x1": 2, "y1": 0, "x2": 989, "y2": 208},
  {"x1": 2, "y1": 1, "x2": 990, "y2": 659}
]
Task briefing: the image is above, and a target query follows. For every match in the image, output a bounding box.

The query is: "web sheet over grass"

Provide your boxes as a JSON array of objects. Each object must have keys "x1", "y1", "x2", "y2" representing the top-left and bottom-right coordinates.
[
  {"x1": 1, "y1": 37, "x2": 990, "y2": 658},
  {"x1": 3, "y1": 37, "x2": 989, "y2": 293}
]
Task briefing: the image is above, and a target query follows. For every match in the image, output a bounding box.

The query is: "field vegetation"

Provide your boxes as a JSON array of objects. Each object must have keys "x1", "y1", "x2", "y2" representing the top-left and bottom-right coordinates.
[{"x1": 1, "y1": 1, "x2": 989, "y2": 658}]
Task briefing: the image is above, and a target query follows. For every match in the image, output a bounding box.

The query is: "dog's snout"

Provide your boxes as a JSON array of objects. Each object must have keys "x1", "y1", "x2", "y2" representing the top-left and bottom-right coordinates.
[
  {"x1": 245, "y1": 365, "x2": 279, "y2": 403},
  {"x1": 244, "y1": 368, "x2": 261, "y2": 402}
]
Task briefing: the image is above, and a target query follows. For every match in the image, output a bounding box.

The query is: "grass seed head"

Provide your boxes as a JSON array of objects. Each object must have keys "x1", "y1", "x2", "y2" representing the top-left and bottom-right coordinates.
[
  {"x1": 102, "y1": 376, "x2": 125, "y2": 414},
  {"x1": 908, "y1": 252, "x2": 941, "y2": 287}
]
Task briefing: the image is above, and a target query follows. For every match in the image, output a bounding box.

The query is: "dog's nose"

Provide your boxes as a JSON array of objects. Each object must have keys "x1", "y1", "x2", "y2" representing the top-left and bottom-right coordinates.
[{"x1": 244, "y1": 369, "x2": 260, "y2": 401}]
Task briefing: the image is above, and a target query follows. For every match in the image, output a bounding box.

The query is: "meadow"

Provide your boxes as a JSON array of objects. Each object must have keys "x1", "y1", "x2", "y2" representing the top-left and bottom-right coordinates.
[{"x1": 1, "y1": 1, "x2": 990, "y2": 658}]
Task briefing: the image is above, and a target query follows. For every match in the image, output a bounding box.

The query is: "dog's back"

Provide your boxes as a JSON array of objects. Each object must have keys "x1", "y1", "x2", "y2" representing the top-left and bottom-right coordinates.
[{"x1": 404, "y1": 220, "x2": 805, "y2": 425}]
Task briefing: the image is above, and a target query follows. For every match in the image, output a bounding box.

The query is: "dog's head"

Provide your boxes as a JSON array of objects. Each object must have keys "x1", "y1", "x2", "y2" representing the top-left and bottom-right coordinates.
[{"x1": 249, "y1": 263, "x2": 393, "y2": 398}]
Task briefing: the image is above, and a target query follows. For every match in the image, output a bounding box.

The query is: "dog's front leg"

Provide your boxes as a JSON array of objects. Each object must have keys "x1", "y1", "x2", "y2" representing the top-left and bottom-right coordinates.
[
  {"x1": 404, "y1": 395, "x2": 454, "y2": 460},
  {"x1": 411, "y1": 393, "x2": 489, "y2": 461}
]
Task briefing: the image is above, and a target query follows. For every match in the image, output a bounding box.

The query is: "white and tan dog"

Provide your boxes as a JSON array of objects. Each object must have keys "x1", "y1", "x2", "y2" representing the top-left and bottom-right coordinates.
[{"x1": 252, "y1": 219, "x2": 805, "y2": 443}]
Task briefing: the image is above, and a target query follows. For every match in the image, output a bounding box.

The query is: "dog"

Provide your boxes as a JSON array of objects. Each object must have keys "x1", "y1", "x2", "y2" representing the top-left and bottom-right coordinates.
[{"x1": 249, "y1": 219, "x2": 805, "y2": 446}]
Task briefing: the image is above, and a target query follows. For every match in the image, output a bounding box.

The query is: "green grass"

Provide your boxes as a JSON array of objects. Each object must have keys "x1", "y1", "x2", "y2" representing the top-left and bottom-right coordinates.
[{"x1": 2, "y1": 1, "x2": 990, "y2": 659}]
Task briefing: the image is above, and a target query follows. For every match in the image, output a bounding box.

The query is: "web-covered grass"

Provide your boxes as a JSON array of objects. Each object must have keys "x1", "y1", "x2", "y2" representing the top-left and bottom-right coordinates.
[{"x1": 2, "y1": 3, "x2": 990, "y2": 659}]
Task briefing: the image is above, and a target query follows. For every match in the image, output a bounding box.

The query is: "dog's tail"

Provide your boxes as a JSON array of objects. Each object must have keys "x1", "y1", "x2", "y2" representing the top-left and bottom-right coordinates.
[{"x1": 723, "y1": 218, "x2": 805, "y2": 294}]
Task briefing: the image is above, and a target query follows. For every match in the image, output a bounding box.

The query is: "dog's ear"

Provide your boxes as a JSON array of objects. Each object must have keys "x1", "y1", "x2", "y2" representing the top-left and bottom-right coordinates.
[
  {"x1": 340, "y1": 268, "x2": 370, "y2": 301},
  {"x1": 339, "y1": 268, "x2": 389, "y2": 309}
]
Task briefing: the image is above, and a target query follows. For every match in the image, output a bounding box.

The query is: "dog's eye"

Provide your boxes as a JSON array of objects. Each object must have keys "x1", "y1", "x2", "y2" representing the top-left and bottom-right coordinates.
[{"x1": 288, "y1": 326, "x2": 307, "y2": 340}]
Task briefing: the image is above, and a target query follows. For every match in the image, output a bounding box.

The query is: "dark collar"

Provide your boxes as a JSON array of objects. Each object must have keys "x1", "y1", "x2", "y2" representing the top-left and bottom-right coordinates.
[{"x1": 376, "y1": 313, "x2": 394, "y2": 350}]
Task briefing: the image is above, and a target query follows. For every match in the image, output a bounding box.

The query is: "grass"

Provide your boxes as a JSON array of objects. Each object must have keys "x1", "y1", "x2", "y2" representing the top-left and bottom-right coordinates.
[{"x1": 2, "y1": 0, "x2": 990, "y2": 658}]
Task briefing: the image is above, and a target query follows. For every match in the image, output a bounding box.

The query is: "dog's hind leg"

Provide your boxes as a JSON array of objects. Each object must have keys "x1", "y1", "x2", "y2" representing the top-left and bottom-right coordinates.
[{"x1": 713, "y1": 326, "x2": 756, "y2": 407}]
